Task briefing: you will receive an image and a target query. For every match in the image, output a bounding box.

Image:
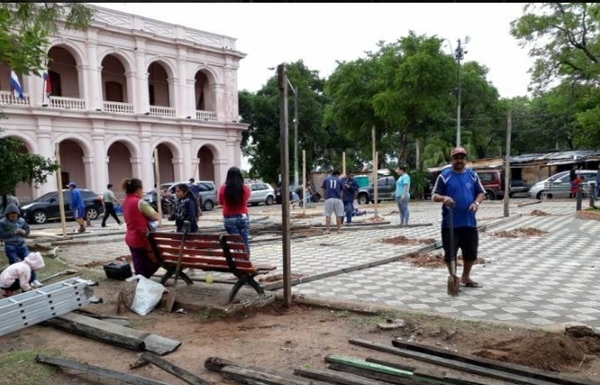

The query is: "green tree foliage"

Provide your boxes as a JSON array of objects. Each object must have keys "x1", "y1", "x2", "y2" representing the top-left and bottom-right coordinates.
[
  {"x1": 510, "y1": 3, "x2": 600, "y2": 92},
  {"x1": 0, "y1": 3, "x2": 93, "y2": 194}
]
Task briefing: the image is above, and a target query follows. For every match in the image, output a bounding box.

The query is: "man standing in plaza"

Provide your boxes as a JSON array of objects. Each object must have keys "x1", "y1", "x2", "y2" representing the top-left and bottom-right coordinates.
[
  {"x1": 395, "y1": 165, "x2": 411, "y2": 225},
  {"x1": 67, "y1": 182, "x2": 86, "y2": 233},
  {"x1": 431, "y1": 147, "x2": 485, "y2": 288},
  {"x1": 340, "y1": 171, "x2": 359, "y2": 224},
  {"x1": 101, "y1": 183, "x2": 123, "y2": 227},
  {"x1": 321, "y1": 170, "x2": 344, "y2": 234}
]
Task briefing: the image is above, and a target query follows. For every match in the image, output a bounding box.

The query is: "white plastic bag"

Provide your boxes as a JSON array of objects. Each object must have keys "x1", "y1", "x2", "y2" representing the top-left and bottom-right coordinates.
[{"x1": 127, "y1": 274, "x2": 165, "y2": 316}]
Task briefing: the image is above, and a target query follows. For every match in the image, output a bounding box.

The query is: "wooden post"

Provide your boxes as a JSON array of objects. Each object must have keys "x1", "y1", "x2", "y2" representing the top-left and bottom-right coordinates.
[
  {"x1": 55, "y1": 143, "x2": 67, "y2": 236},
  {"x1": 192, "y1": 158, "x2": 200, "y2": 180},
  {"x1": 415, "y1": 138, "x2": 420, "y2": 170},
  {"x1": 503, "y1": 110, "x2": 512, "y2": 218},
  {"x1": 302, "y1": 149, "x2": 306, "y2": 216},
  {"x1": 342, "y1": 151, "x2": 346, "y2": 176},
  {"x1": 153, "y1": 148, "x2": 163, "y2": 226},
  {"x1": 372, "y1": 126, "x2": 378, "y2": 217}
]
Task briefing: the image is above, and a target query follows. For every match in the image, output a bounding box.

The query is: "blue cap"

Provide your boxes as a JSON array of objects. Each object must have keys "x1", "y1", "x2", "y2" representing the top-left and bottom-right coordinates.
[{"x1": 67, "y1": 182, "x2": 77, "y2": 188}]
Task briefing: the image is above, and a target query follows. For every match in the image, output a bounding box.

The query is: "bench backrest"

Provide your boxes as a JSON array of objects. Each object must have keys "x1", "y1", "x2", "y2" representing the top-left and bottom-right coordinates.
[{"x1": 147, "y1": 232, "x2": 252, "y2": 273}]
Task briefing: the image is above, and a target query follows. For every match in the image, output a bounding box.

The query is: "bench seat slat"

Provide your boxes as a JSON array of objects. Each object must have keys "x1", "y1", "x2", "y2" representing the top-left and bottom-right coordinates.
[
  {"x1": 157, "y1": 246, "x2": 248, "y2": 260},
  {"x1": 161, "y1": 255, "x2": 254, "y2": 269}
]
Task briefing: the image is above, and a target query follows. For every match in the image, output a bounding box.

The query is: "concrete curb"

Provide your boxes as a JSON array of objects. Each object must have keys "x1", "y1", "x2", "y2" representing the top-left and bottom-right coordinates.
[{"x1": 263, "y1": 242, "x2": 441, "y2": 291}]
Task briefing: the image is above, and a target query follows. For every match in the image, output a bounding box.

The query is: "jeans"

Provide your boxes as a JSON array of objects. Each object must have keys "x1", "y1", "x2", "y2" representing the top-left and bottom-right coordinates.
[
  {"x1": 224, "y1": 215, "x2": 250, "y2": 257},
  {"x1": 396, "y1": 195, "x2": 410, "y2": 225},
  {"x1": 343, "y1": 200, "x2": 354, "y2": 223},
  {"x1": 5, "y1": 243, "x2": 36, "y2": 282}
]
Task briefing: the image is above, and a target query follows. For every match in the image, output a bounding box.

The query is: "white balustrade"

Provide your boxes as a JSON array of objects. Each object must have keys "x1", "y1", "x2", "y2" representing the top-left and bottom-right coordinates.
[
  {"x1": 149, "y1": 105, "x2": 176, "y2": 117},
  {"x1": 0, "y1": 91, "x2": 30, "y2": 106},
  {"x1": 49, "y1": 96, "x2": 86, "y2": 110},
  {"x1": 103, "y1": 101, "x2": 134, "y2": 114},
  {"x1": 195, "y1": 110, "x2": 217, "y2": 121}
]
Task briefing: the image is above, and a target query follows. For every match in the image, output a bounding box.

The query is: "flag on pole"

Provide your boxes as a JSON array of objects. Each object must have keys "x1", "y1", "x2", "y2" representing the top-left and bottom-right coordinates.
[
  {"x1": 9, "y1": 71, "x2": 24, "y2": 100},
  {"x1": 42, "y1": 67, "x2": 52, "y2": 106}
]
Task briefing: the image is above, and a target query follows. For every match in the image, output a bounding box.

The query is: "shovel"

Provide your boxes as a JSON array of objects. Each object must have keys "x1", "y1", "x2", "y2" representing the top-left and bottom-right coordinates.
[
  {"x1": 165, "y1": 220, "x2": 190, "y2": 313},
  {"x1": 39, "y1": 269, "x2": 78, "y2": 284},
  {"x1": 446, "y1": 208, "x2": 460, "y2": 297}
]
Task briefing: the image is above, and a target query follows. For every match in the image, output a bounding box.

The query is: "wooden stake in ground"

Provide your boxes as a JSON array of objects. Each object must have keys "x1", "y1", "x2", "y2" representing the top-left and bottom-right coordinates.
[
  {"x1": 342, "y1": 151, "x2": 346, "y2": 176},
  {"x1": 153, "y1": 148, "x2": 163, "y2": 226},
  {"x1": 372, "y1": 126, "x2": 378, "y2": 217},
  {"x1": 54, "y1": 143, "x2": 67, "y2": 236},
  {"x1": 504, "y1": 110, "x2": 512, "y2": 218},
  {"x1": 302, "y1": 149, "x2": 307, "y2": 216}
]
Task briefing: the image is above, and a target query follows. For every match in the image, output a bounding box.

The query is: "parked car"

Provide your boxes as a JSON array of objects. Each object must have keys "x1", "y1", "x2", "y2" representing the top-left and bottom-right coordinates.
[
  {"x1": 144, "y1": 180, "x2": 217, "y2": 212},
  {"x1": 275, "y1": 183, "x2": 321, "y2": 204},
  {"x1": 247, "y1": 182, "x2": 276, "y2": 206},
  {"x1": 509, "y1": 179, "x2": 529, "y2": 198},
  {"x1": 477, "y1": 170, "x2": 505, "y2": 201},
  {"x1": 356, "y1": 176, "x2": 397, "y2": 205},
  {"x1": 528, "y1": 169, "x2": 597, "y2": 200},
  {"x1": 19, "y1": 189, "x2": 104, "y2": 224}
]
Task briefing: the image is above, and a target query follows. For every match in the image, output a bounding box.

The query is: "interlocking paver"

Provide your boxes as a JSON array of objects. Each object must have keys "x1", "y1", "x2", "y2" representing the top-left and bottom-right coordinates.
[{"x1": 52, "y1": 199, "x2": 600, "y2": 330}]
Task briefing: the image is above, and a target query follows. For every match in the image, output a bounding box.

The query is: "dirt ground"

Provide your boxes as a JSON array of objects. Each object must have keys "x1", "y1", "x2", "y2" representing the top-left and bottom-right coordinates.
[
  {"x1": 2, "y1": 276, "x2": 600, "y2": 385},
  {"x1": 490, "y1": 227, "x2": 549, "y2": 238}
]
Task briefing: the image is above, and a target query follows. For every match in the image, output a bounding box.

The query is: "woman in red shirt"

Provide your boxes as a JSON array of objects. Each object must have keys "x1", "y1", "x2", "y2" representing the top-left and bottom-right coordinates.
[
  {"x1": 218, "y1": 167, "x2": 251, "y2": 256},
  {"x1": 121, "y1": 178, "x2": 161, "y2": 278}
]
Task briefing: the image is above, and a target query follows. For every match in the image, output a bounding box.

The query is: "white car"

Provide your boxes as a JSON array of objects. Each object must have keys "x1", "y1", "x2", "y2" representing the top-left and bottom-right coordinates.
[{"x1": 247, "y1": 182, "x2": 275, "y2": 206}]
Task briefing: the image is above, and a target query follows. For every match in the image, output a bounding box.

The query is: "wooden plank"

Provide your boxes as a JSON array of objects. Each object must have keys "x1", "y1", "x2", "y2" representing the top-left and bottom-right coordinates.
[
  {"x1": 392, "y1": 339, "x2": 600, "y2": 385},
  {"x1": 365, "y1": 358, "x2": 416, "y2": 373},
  {"x1": 141, "y1": 352, "x2": 212, "y2": 385},
  {"x1": 294, "y1": 367, "x2": 390, "y2": 385},
  {"x1": 328, "y1": 363, "x2": 427, "y2": 385},
  {"x1": 222, "y1": 365, "x2": 311, "y2": 385},
  {"x1": 348, "y1": 339, "x2": 556, "y2": 385},
  {"x1": 36, "y1": 355, "x2": 171, "y2": 385},
  {"x1": 47, "y1": 313, "x2": 181, "y2": 356},
  {"x1": 159, "y1": 253, "x2": 252, "y2": 268}
]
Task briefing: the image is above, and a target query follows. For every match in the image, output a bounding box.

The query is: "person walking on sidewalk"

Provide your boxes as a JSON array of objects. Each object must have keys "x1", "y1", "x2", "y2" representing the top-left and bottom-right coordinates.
[
  {"x1": 321, "y1": 170, "x2": 344, "y2": 234},
  {"x1": 340, "y1": 172, "x2": 359, "y2": 224},
  {"x1": 102, "y1": 183, "x2": 123, "y2": 227},
  {"x1": 67, "y1": 182, "x2": 86, "y2": 233},
  {"x1": 431, "y1": 147, "x2": 485, "y2": 288},
  {"x1": 395, "y1": 166, "x2": 411, "y2": 225}
]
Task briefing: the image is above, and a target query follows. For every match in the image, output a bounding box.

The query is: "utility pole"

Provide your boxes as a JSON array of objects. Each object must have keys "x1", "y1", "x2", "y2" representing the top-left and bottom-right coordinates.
[
  {"x1": 454, "y1": 38, "x2": 467, "y2": 148},
  {"x1": 504, "y1": 110, "x2": 512, "y2": 218},
  {"x1": 293, "y1": 87, "x2": 299, "y2": 188},
  {"x1": 278, "y1": 64, "x2": 292, "y2": 307}
]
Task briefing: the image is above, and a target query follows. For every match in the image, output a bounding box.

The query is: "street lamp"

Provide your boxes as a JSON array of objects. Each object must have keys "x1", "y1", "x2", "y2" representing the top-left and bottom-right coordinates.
[{"x1": 445, "y1": 37, "x2": 469, "y2": 148}]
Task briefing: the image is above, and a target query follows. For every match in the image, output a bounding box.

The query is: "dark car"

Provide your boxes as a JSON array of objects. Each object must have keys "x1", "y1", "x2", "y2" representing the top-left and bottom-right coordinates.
[
  {"x1": 19, "y1": 189, "x2": 104, "y2": 224},
  {"x1": 356, "y1": 176, "x2": 397, "y2": 205}
]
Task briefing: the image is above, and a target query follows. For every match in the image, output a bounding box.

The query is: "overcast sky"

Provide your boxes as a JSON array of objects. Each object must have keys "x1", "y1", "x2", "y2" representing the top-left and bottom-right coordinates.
[{"x1": 91, "y1": 2, "x2": 534, "y2": 99}]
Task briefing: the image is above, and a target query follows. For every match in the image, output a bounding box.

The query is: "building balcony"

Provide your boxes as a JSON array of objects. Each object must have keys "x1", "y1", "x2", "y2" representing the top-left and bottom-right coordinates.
[
  {"x1": 0, "y1": 91, "x2": 30, "y2": 106},
  {"x1": 149, "y1": 105, "x2": 176, "y2": 117},
  {"x1": 196, "y1": 110, "x2": 217, "y2": 121},
  {"x1": 103, "y1": 101, "x2": 134, "y2": 114},
  {"x1": 48, "y1": 96, "x2": 86, "y2": 110}
]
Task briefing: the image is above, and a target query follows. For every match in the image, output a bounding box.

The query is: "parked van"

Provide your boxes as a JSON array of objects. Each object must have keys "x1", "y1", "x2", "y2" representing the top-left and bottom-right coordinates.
[
  {"x1": 477, "y1": 170, "x2": 505, "y2": 201},
  {"x1": 528, "y1": 169, "x2": 597, "y2": 200}
]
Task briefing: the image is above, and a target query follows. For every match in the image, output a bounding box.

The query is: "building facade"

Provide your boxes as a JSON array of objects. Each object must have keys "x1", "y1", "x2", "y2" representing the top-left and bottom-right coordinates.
[{"x1": 0, "y1": 4, "x2": 247, "y2": 201}]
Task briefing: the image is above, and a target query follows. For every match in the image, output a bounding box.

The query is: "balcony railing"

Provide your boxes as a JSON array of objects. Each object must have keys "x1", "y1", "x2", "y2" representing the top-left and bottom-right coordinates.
[
  {"x1": 149, "y1": 105, "x2": 176, "y2": 117},
  {"x1": 195, "y1": 110, "x2": 217, "y2": 121},
  {"x1": 103, "y1": 101, "x2": 134, "y2": 114},
  {"x1": 0, "y1": 91, "x2": 30, "y2": 106},
  {"x1": 48, "y1": 96, "x2": 86, "y2": 110}
]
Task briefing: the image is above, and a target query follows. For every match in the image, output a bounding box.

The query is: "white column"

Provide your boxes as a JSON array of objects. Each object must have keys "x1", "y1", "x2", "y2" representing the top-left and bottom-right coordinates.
[
  {"x1": 213, "y1": 159, "x2": 228, "y2": 187},
  {"x1": 83, "y1": 157, "x2": 94, "y2": 190},
  {"x1": 172, "y1": 157, "x2": 183, "y2": 181},
  {"x1": 139, "y1": 123, "x2": 154, "y2": 188},
  {"x1": 187, "y1": 78, "x2": 196, "y2": 117},
  {"x1": 134, "y1": 38, "x2": 149, "y2": 114},
  {"x1": 212, "y1": 84, "x2": 225, "y2": 121},
  {"x1": 125, "y1": 71, "x2": 135, "y2": 105},
  {"x1": 181, "y1": 137, "x2": 192, "y2": 179},
  {"x1": 36, "y1": 118, "x2": 55, "y2": 196},
  {"x1": 176, "y1": 51, "x2": 189, "y2": 118},
  {"x1": 86, "y1": 40, "x2": 102, "y2": 111},
  {"x1": 130, "y1": 157, "x2": 142, "y2": 179},
  {"x1": 167, "y1": 77, "x2": 178, "y2": 113},
  {"x1": 25, "y1": 74, "x2": 39, "y2": 106},
  {"x1": 92, "y1": 133, "x2": 106, "y2": 191}
]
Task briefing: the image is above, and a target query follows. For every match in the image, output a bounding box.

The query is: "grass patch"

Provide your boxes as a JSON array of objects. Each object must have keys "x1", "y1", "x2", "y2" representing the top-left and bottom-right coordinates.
[{"x1": 0, "y1": 349, "x2": 60, "y2": 385}]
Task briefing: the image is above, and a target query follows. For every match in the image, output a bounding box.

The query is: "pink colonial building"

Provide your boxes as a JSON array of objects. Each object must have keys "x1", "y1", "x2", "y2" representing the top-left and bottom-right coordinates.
[{"x1": 0, "y1": 4, "x2": 247, "y2": 201}]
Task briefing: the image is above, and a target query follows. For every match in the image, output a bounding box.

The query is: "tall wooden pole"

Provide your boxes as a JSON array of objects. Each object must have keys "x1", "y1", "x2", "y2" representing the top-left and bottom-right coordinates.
[
  {"x1": 302, "y1": 149, "x2": 307, "y2": 216},
  {"x1": 372, "y1": 127, "x2": 378, "y2": 217},
  {"x1": 153, "y1": 148, "x2": 163, "y2": 226},
  {"x1": 342, "y1": 151, "x2": 346, "y2": 176},
  {"x1": 278, "y1": 64, "x2": 292, "y2": 307},
  {"x1": 55, "y1": 143, "x2": 67, "y2": 236},
  {"x1": 503, "y1": 110, "x2": 512, "y2": 218}
]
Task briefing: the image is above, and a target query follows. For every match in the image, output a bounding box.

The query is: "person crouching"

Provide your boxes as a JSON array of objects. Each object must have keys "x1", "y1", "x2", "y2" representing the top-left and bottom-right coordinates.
[{"x1": 0, "y1": 252, "x2": 45, "y2": 297}]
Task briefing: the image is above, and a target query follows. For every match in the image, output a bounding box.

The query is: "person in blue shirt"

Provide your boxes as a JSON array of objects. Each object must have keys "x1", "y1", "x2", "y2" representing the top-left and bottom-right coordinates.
[
  {"x1": 321, "y1": 170, "x2": 344, "y2": 234},
  {"x1": 67, "y1": 182, "x2": 86, "y2": 233},
  {"x1": 395, "y1": 166, "x2": 411, "y2": 225},
  {"x1": 432, "y1": 147, "x2": 485, "y2": 288},
  {"x1": 340, "y1": 172, "x2": 359, "y2": 224}
]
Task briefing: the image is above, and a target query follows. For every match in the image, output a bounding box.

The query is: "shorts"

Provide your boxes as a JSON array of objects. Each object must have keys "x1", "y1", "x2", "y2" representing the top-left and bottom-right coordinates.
[
  {"x1": 441, "y1": 226, "x2": 478, "y2": 263},
  {"x1": 73, "y1": 208, "x2": 86, "y2": 219},
  {"x1": 324, "y1": 198, "x2": 344, "y2": 217}
]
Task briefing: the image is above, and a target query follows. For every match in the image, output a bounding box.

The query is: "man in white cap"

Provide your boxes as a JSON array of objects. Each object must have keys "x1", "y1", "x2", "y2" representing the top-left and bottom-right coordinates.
[{"x1": 431, "y1": 147, "x2": 485, "y2": 288}]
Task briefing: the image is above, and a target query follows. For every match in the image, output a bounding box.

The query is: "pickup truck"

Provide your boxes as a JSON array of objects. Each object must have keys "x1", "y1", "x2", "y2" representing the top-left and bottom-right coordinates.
[{"x1": 356, "y1": 176, "x2": 397, "y2": 205}]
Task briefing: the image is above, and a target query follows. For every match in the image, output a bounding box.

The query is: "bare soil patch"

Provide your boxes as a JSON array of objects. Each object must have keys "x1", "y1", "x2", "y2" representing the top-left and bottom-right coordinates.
[
  {"x1": 490, "y1": 227, "x2": 548, "y2": 238},
  {"x1": 400, "y1": 251, "x2": 486, "y2": 268},
  {"x1": 77, "y1": 254, "x2": 130, "y2": 268},
  {"x1": 530, "y1": 209, "x2": 551, "y2": 216},
  {"x1": 577, "y1": 210, "x2": 600, "y2": 221},
  {"x1": 258, "y1": 273, "x2": 306, "y2": 283},
  {"x1": 2, "y1": 278, "x2": 600, "y2": 385},
  {"x1": 290, "y1": 212, "x2": 322, "y2": 219},
  {"x1": 380, "y1": 235, "x2": 436, "y2": 246},
  {"x1": 365, "y1": 215, "x2": 385, "y2": 223}
]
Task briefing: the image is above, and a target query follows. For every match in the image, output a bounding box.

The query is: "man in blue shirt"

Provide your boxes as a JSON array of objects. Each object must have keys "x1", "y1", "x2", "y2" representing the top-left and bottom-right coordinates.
[
  {"x1": 395, "y1": 166, "x2": 411, "y2": 225},
  {"x1": 67, "y1": 182, "x2": 86, "y2": 233},
  {"x1": 432, "y1": 147, "x2": 485, "y2": 288},
  {"x1": 321, "y1": 170, "x2": 344, "y2": 234},
  {"x1": 340, "y1": 172, "x2": 359, "y2": 224}
]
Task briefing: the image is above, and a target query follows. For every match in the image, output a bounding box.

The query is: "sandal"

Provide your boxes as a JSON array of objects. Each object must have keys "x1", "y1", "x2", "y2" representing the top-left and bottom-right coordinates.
[{"x1": 461, "y1": 282, "x2": 483, "y2": 288}]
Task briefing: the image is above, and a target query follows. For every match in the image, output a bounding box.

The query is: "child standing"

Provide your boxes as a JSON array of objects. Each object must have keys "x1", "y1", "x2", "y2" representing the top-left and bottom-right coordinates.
[
  {"x1": 0, "y1": 204, "x2": 42, "y2": 287},
  {"x1": 0, "y1": 252, "x2": 45, "y2": 297}
]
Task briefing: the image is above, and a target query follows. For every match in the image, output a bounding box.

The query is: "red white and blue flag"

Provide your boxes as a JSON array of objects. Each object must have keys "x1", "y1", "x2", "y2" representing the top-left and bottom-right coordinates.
[
  {"x1": 42, "y1": 67, "x2": 52, "y2": 105},
  {"x1": 9, "y1": 70, "x2": 24, "y2": 99}
]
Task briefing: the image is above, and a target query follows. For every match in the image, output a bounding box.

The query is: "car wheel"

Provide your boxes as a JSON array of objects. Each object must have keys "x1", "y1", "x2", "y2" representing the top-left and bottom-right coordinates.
[
  {"x1": 86, "y1": 207, "x2": 100, "y2": 220},
  {"x1": 484, "y1": 190, "x2": 496, "y2": 201},
  {"x1": 357, "y1": 194, "x2": 369, "y2": 205},
  {"x1": 203, "y1": 200, "x2": 214, "y2": 211},
  {"x1": 32, "y1": 210, "x2": 48, "y2": 224},
  {"x1": 536, "y1": 191, "x2": 543, "y2": 200},
  {"x1": 266, "y1": 195, "x2": 274, "y2": 206}
]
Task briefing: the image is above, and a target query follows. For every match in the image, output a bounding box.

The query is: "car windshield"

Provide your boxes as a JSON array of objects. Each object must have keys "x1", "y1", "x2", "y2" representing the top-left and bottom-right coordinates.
[{"x1": 34, "y1": 192, "x2": 56, "y2": 202}]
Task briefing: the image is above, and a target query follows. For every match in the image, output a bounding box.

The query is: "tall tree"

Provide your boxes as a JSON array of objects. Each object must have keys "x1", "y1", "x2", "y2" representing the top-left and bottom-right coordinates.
[{"x1": 0, "y1": 3, "x2": 93, "y2": 194}]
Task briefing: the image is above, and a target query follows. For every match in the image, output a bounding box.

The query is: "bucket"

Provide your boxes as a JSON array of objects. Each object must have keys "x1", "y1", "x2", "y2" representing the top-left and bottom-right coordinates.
[
  {"x1": 115, "y1": 205, "x2": 122, "y2": 214},
  {"x1": 355, "y1": 175, "x2": 369, "y2": 188}
]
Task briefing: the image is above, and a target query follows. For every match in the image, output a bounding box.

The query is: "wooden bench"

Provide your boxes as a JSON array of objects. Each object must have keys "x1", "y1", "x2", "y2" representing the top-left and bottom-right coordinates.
[{"x1": 147, "y1": 232, "x2": 276, "y2": 303}]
